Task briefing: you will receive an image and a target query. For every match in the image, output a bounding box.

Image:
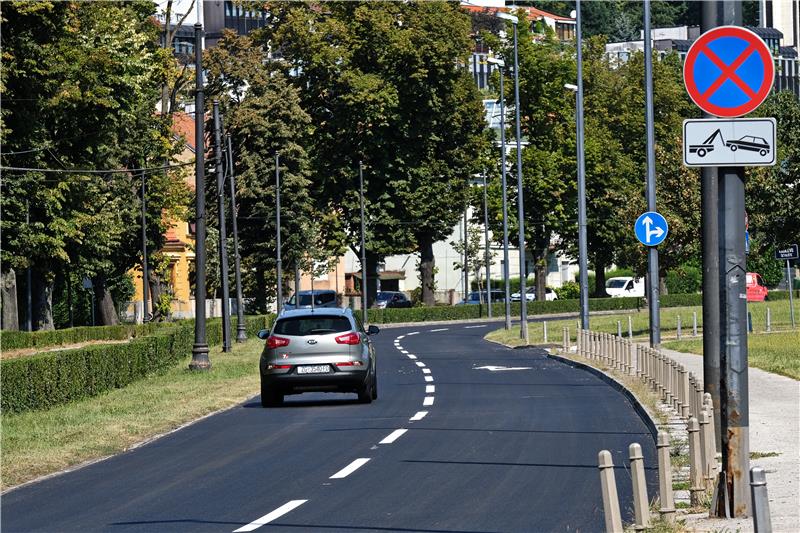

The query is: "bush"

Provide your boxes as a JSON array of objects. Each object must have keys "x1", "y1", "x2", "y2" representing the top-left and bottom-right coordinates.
[
  {"x1": 665, "y1": 266, "x2": 702, "y2": 294},
  {"x1": 554, "y1": 281, "x2": 580, "y2": 300},
  {"x1": 0, "y1": 323, "x2": 164, "y2": 352},
  {"x1": 0, "y1": 315, "x2": 274, "y2": 414},
  {"x1": 765, "y1": 289, "x2": 800, "y2": 301},
  {"x1": 660, "y1": 293, "x2": 702, "y2": 307}
]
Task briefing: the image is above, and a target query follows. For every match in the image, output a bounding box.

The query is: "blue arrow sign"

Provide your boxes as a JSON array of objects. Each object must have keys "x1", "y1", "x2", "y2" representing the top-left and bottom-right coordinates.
[{"x1": 635, "y1": 212, "x2": 668, "y2": 247}]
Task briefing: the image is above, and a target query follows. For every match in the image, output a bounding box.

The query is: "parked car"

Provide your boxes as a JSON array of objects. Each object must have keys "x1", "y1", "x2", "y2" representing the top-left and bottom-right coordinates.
[
  {"x1": 510, "y1": 287, "x2": 557, "y2": 302},
  {"x1": 605, "y1": 277, "x2": 645, "y2": 298},
  {"x1": 375, "y1": 291, "x2": 412, "y2": 309},
  {"x1": 283, "y1": 290, "x2": 338, "y2": 311},
  {"x1": 746, "y1": 272, "x2": 768, "y2": 302},
  {"x1": 457, "y1": 290, "x2": 507, "y2": 305},
  {"x1": 258, "y1": 308, "x2": 379, "y2": 406}
]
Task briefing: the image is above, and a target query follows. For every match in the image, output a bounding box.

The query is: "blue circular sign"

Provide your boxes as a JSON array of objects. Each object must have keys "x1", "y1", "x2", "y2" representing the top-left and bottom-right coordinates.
[{"x1": 635, "y1": 212, "x2": 668, "y2": 247}]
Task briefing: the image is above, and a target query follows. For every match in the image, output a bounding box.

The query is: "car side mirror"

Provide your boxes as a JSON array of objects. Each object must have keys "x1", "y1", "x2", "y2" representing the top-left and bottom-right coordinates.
[
  {"x1": 367, "y1": 325, "x2": 380, "y2": 335},
  {"x1": 257, "y1": 329, "x2": 270, "y2": 340}
]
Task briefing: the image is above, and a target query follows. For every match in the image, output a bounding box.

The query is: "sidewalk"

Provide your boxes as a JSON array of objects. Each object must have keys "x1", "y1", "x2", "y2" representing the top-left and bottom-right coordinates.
[{"x1": 658, "y1": 346, "x2": 800, "y2": 533}]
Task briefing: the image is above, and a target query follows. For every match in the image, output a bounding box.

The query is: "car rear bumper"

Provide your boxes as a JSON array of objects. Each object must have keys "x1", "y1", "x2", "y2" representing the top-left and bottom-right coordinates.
[{"x1": 261, "y1": 366, "x2": 370, "y2": 394}]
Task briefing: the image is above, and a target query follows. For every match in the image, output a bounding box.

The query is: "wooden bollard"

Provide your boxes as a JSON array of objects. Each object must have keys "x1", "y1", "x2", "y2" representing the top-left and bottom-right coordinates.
[
  {"x1": 657, "y1": 432, "x2": 676, "y2": 524},
  {"x1": 681, "y1": 367, "x2": 690, "y2": 418},
  {"x1": 688, "y1": 417, "x2": 704, "y2": 506},
  {"x1": 598, "y1": 450, "x2": 623, "y2": 533},
  {"x1": 699, "y1": 410, "x2": 712, "y2": 487},
  {"x1": 703, "y1": 406, "x2": 717, "y2": 481},
  {"x1": 629, "y1": 443, "x2": 650, "y2": 530}
]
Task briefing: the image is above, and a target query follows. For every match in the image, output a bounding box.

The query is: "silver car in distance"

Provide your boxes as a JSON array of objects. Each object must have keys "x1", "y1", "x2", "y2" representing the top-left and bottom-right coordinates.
[{"x1": 258, "y1": 308, "x2": 379, "y2": 407}]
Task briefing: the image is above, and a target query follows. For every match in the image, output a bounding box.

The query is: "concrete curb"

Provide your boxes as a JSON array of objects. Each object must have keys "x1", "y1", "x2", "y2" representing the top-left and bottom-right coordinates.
[{"x1": 545, "y1": 351, "x2": 660, "y2": 442}]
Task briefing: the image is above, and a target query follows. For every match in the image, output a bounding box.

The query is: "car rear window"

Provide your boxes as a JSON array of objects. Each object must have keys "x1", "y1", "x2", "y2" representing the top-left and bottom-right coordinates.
[{"x1": 273, "y1": 316, "x2": 352, "y2": 336}]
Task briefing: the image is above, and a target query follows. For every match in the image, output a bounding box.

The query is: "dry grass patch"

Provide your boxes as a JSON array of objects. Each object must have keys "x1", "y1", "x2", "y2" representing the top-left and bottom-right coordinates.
[{"x1": 1, "y1": 339, "x2": 263, "y2": 491}]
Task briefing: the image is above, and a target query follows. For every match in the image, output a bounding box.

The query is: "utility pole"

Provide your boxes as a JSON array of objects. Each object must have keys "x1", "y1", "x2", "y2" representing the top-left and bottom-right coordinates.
[
  {"x1": 212, "y1": 101, "x2": 231, "y2": 352},
  {"x1": 482, "y1": 172, "x2": 492, "y2": 318},
  {"x1": 463, "y1": 201, "x2": 469, "y2": 301},
  {"x1": 643, "y1": 0, "x2": 661, "y2": 347},
  {"x1": 190, "y1": 23, "x2": 210, "y2": 370},
  {"x1": 226, "y1": 134, "x2": 246, "y2": 342},
  {"x1": 359, "y1": 162, "x2": 368, "y2": 324},
  {"x1": 575, "y1": 0, "x2": 590, "y2": 331},
  {"x1": 25, "y1": 200, "x2": 32, "y2": 332},
  {"x1": 275, "y1": 153, "x2": 283, "y2": 315},
  {"x1": 141, "y1": 171, "x2": 149, "y2": 324}
]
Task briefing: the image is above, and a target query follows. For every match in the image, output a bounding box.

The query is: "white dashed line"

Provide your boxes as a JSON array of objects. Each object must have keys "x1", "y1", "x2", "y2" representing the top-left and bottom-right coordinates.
[
  {"x1": 423, "y1": 396, "x2": 435, "y2": 406},
  {"x1": 330, "y1": 458, "x2": 371, "y2": 479},
  {"x1": 233, "y1": 500, "x2": 308, "y2": 532},
  {"x1": 397, "y1": 335, "x2": 405, "y2": 340},
  {"x1": 426, "y1": 385, "x2": 435, "y2": 393},
  {"x1": 407, "y1": 354, "x2": 417, "y2": 360},
  {"x1": 401, "y1": 350, "x2": 409, "y2": 354},
  {"x1": 464, "y1": 325, "x2": 486, "y2": 329},
  {"x1": 415, "y1": 361, "x2": 426, "y2": 368},
  {"x1": 424, "y1": 376, "x2": 434, "y2": 382},
  {"x1": 379, "y1": 429, "x2": 408, "y2": 444},
  {"x1": 430, "y1": 328, "x2": 449, "y2": 332},
  {"x1": 410, "y1": 411, "x2": 428, "y2": 421},
  {"x1": 422, "y1": 368, "x2": 431, "y2": 374},
  {"x1": 406, "y1": 331, "x2": 419, "y2": 336}
]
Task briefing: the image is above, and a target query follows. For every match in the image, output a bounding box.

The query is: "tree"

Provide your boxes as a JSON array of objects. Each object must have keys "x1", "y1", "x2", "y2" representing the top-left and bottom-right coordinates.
[
  {"x1": 1, "y1": 1, "x2": 187, "y2": 328},
  {"x1": 451, "y1": 225, "x2": 485, "y2": 297},
  {"x1": 270, "y1": 2, "x2": 488, "y2": 307}
]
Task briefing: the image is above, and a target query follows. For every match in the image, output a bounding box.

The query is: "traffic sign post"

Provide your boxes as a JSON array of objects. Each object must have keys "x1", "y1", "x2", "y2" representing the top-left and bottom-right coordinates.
[
  {"x1": 775, "y1": 245, "x2": 798, "y2": 329},
  {"x1": 683, "y1": 19, "x2": 779, "y2": 519}
]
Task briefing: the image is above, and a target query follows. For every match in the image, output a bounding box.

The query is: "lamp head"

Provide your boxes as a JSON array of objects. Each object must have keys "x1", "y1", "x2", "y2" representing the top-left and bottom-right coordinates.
[
  {"x1": 486, "y1": 57, "x2": 505, "y2": 67},
  {"x1": 495, "y1": 12, "x2": 518, "y2": 24},
  {"x1": 564, "y1": 83, "x2": 578, "y2": 92}
]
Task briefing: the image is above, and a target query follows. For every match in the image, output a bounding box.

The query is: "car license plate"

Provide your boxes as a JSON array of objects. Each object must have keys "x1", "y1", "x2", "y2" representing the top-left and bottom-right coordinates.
[{"x1": 297, "y1": 364, "x2": 331, "y2": 374}]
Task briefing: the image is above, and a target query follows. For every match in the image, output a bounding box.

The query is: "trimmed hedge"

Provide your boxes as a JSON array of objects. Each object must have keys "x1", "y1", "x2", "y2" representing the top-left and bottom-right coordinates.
[
  {"x1": 766, "y1": 289, "x2": 800, "y2": 301},
  {"x1": 1, "y1": 315, "x2": 274, "y2": 414},
  {"x1": 0, "y1": 323, "x2": 165, "y2": 352}
]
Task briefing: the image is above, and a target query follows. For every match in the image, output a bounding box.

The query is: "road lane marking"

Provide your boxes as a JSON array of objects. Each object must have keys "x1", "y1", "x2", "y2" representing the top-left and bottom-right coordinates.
[
  {"x1": 397, "y1": 335, "x2": 405, "y2": 339},
  {"x1": 407, "y1": 354, "x2": 417, "y2": 359},
  {"x1": 401, "y1": 350, "x2": 409, "y2": 354},
  {"x1": 379, "y1": 429, "x2": 408, "y2": 444},
  {"x1": 474, "y1": 365, "x2": 532, "y2": 371},
  {"x1": 422, "y1": 368, "x2": 431, "y2": 374},
  {"x1": 233, "y1": 500, "x2": 308, "y2": 532},
  {"x1": 406, "y1": 331, "x2": 419, "y2": 336},
  {"x1": 426, "y1": 385, "x2": 435, "y2": 393},
  {"x1": 330, "y1": 458, "x2": 371, "y2": 479},
  {"x1": 430, "y1": 328, "x2": 449, "y2": 332},
  {"x1": 410, "y1": 411, "x2": 428, "y2": 421},
  {"x1": 464, "y1": 325, "x2": 486, "y2": 329},
  {"x1": 423, "y1": 396, "x2": 435, "y2": 406},
  {"x1": 415, "y1": 362, "x2": 426, "y2": 368},
  {"x1": 424, "y1": 376, "x2": 434, "y2": 382}
]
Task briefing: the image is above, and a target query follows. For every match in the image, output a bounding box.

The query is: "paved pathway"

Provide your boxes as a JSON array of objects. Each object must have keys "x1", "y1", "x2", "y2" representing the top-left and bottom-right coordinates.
[{"x1": 659, "y1": 346, "x2": 800, "y2": 533}]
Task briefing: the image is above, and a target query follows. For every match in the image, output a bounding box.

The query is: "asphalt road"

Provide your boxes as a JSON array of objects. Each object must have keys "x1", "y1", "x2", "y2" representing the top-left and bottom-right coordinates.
[{"x1": 2, "y1": 323, "x2": 657, "y2": 533}]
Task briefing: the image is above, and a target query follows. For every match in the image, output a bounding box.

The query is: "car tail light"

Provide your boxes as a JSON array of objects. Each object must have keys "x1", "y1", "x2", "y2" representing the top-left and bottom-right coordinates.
[
  {"x1": 267, "y1": 364, "x2": 292, "y2": 370},
  {"x1": 335, "y1": 332, "x2": 361, "y2": 345},
  {"x1": 266, "y1": 336, "x2": 290, "y2": 349},
  {"x1": 335, "y1": 361, "x2": 364, "y2": 367}
]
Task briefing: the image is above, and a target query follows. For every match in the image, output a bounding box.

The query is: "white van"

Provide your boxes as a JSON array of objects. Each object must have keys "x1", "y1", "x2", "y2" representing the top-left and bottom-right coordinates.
[{"x1": 605, "y1": 277, "x2": 645, "y2": 298}]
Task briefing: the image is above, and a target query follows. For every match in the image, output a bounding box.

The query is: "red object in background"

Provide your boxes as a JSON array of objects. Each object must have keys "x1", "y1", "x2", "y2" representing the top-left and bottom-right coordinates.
[{"x1": 746, "y1": 272, "x2": 769, "y2": 302}]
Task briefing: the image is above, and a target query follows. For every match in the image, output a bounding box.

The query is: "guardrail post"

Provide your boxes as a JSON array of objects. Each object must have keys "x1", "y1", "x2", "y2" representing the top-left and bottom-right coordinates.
[
  {"x1": 750, "y1": 467, "x2": 773, "y2": 533},
  {"x1": 688, "y1": 417, "x2": 704, "y2": 506},
  {"x1": 629, "y1": 443, "x2": 651, "y2": 530},
  {"x1": 677, "y1": 315, "x2": 682, "y2": 340},
  {"x1": 693, "y1": 311, "x2": 698, "y2": 336},
  {"x1": 657, "y1": 432, "x2": 676, "y2": 524},
  {"x1": 598, "y1": 450, "x2": 623, "y2": 533}
]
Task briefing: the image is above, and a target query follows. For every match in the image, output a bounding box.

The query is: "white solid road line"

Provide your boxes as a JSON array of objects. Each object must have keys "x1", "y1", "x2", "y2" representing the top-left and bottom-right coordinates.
[
  {"x1": 430, "y1": 328, "x2": 449, "y2": 332},
  {"x1": 233, "y1": 500, "x2": 308, "y2": 532},
  {"x1": 406, "y1": 331, "x2": 419, "y2": 336},
  {"x1": 422, "y1": 368, "x2": 431, "y2": 374},
  {"x1": 464, "y1": 325, "x2": 486, "y2": 329},
  {"x1": 379, "y1": 429, "x2": 408, "y2": 444},
  {"x1": 330, "y1": 458, "x2": 371, "y2": 479},
  {"x1": 423, "y1": 396, "x2": 435, "y2": 406},
  {"x1": 410, "y1": 411, "x2": 428, "y2": 421},
  {"x1": 426, "y1": 385, "x2": 435, "y2": 393},
  {"x1": 424, "y1": 375, "x2": 434, "y2": 382},
  {"x1": 415, "y1": 361, "x2": 426, "y2": 368}
]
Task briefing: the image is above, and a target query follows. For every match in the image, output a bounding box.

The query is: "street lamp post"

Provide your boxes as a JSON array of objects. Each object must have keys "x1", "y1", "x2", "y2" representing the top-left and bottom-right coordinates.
[
  {"x1": 488, "y1": 57, "x2": 512, "y2": 330},
  {"x1": 275, "y1": 154, "x2": 283, "y2": 315},
  {"x1": 482, "y1": 171, "x2": 492, "y2": 318},
  {"x1": 140, "y1": 171, "x2": 150, "y2": 324},
  {"x1": 212, "y1": 101, "x2": 232, "y2": 353},
  {"x1": 190, "y1": 22, "x2": 210, "y2": 370},
  {"x1": 359, "y1": 162, "x2": 368, "y2": 324},
  {"x1": 496, "y1": 11, "x2": 527, "y2": 342},
  {"x1": 226, "y1": 133, "x2": 246, "y2": 342}
]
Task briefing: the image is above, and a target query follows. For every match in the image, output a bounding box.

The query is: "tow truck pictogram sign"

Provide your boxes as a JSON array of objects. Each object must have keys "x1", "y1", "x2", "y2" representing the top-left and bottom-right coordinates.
[{"x1": 683, "y1": 118, "x2": 776, "y2": 167}]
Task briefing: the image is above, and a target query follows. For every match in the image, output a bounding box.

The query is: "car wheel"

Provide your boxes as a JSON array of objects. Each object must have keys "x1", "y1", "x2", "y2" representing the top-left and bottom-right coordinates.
[
  {"x1": 730, "y1": 145, "x2": 737, "y2": 151},
  {"x1": 261, "y1": 382, "x2": 283, "y2": 407},
  {"x1": 698, "y1": 148, "x2": 707, "y2": 157},
  {"x1": 357, "y1": 373, "x2": 374, "y2": 404},
  {"x1": 759, "y1": 149, "x2": 767, "y2": 156}
]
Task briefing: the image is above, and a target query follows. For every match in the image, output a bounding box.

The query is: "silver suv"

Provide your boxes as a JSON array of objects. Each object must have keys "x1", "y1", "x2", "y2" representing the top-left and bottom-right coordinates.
[{"x1": 258, "y1": 308, "x2": 379, "y2": 407}]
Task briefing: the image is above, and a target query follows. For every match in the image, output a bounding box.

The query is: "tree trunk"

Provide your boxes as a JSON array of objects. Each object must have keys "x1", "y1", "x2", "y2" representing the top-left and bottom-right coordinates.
[
  {"x1": 594, "y1": 258, "x2": 607, "y2": 298},
  {"x1": 1, "y1": 268, "x2": 19, "y2": 330},
  {"x1": 32, "y1": 271, "x2": 54, "y2": 331},
  {"x1": 534, "y1": 244, "x2": 548, "y2": 301},
  {"x1": 659, "y1": 275, "x2": 668, "y2": 296},
  {"x1": 418, "y1": 233, "x2": 436, "y2": 306},
  {"x1": 365, "y1": 250, "x2": 380, "y2": 309},
  {"x1": 149, "y1": 271, "x2": 166, "y2": 321},
  {"x1": 93, "y1": 274, "x2": 120, "y2": 326}
]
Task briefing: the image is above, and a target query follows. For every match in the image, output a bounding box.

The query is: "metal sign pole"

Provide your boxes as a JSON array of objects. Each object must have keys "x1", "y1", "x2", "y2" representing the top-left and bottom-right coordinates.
[
  {"x1": 788, "y1": 260, "x2": 796, "y2": 328},
  {"x1": 643, "y1": 0, "x2": 661, "y2": 347}
]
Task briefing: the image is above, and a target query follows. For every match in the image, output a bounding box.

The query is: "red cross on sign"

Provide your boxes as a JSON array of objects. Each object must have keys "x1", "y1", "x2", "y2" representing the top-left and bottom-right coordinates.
[{"x1": 684, "y1": 26, "x2": 775, "y2": 117}]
